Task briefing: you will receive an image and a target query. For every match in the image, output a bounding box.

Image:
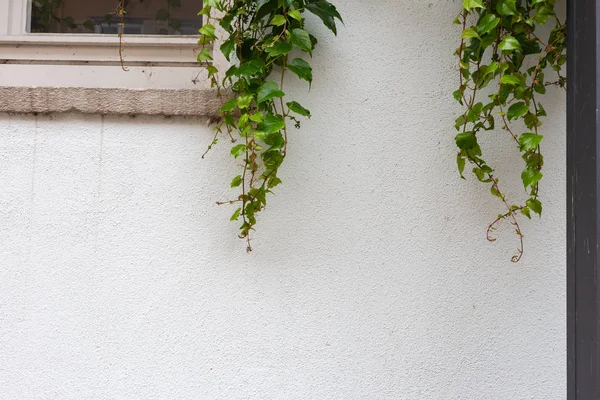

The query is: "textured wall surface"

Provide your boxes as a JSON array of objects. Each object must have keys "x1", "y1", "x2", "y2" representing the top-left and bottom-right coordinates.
[
  {"x1": 0, "y1": 1, "x2": 566, "y2": 399},
  {"x1": 0, "y1": 86, "x2": 221, "y2": 117}
]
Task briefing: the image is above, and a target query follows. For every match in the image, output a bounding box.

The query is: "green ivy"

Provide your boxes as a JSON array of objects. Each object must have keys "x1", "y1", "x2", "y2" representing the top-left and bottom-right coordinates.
[
  {"x1": 455, "y1": 0, "x2": 565, "y2": 261},
  {"x1": 198, "y1": 0, "x2": 342, "y2": 251}
]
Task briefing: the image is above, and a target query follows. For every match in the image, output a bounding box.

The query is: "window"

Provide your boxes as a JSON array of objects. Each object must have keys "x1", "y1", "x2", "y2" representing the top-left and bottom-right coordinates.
[
  {"x1": 0, "y1": 0, "x2": 224, "y2": 116},
  {"x1": 29, "y1": 0, "x2": 202, "y2": 35}
]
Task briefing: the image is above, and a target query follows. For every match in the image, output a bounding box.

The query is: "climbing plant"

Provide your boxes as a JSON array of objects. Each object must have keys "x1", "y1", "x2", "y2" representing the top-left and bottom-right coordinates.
[
  {"x1": 198, "y1": 0, "x2": 342, "y2": 251},
  {"x1": 454, "y1": 0, "x2": 565, "y2": 261}
]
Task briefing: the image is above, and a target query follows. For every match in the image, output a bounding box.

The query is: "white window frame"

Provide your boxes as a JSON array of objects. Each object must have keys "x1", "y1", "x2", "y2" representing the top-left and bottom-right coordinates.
[
  {"x1": 1, "y1": 0, "x2": 203, "y2": 66},
  {"x1": 0, "y1": 0, "x2": 228, "y2": 116}
]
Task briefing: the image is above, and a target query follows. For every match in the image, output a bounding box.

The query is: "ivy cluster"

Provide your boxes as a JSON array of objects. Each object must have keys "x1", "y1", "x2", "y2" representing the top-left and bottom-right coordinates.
[
  {"x1": 198, "y1": 0, "x2": 342, "y2": 251},
  {"x1": 455, "y1": 0, "x2": 565, "y2": 261}
]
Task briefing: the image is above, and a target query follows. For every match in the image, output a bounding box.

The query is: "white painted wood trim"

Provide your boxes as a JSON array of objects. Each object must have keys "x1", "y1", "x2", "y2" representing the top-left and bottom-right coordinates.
[
  {"x1": 0, "y1": 35, "x2": 204, "y2": 65},
  {"x1": 0, "y1": 0, "x2": 9, "y2": 35},
  {"x1": 0, "y1": 34, "x2": 201, "y2": 46},
  {"x1": 6, "y1": 0, "x2": 27, "y2": 35}
]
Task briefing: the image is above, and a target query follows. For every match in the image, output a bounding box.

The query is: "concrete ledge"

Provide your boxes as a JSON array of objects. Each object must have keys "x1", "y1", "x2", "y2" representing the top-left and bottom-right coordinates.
[{"x1": 0, "y1": 86, "x2": 223, "y2": 117}]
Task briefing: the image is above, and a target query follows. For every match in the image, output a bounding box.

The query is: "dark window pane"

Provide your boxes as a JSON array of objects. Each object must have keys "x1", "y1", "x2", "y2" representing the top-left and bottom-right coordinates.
[{"x1": 30, "y1": 0, "x2": 202, "y2": 35}]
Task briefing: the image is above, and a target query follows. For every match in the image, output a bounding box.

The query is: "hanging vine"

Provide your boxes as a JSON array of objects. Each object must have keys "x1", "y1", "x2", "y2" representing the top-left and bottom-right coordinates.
[
  {"x1": 198, "y1": 0, "x2": 342, "y2": 251},
  {"x1": 454, "y1": 0, "x2": 565, "y2": 261}
]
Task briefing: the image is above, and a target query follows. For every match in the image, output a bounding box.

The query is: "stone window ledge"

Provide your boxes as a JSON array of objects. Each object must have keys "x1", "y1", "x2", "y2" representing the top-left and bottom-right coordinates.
[{"x1": 0, "y1": 86, "x2": 222, "y2": 117}]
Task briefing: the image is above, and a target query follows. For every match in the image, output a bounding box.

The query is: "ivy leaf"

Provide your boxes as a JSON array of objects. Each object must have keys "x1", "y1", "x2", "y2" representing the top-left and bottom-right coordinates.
[
  {"x1": 535, "y1": 5, "x2": 554, "y2": 24},
  {"x1": 473, "y1": 167, "x2": 492, "y2": 183},
  {"x1": 261, "y1": 115, "x2": 286, "y2": 134},
  {"x1": 287, "y1": 58, "x2": 313, "y2": 85},
  {"x1": 203, "y1": 0, "x2": 221, "y2": 8},
  {"x1": 249, "y1": 112, "x2": 264, "y2": 123},
  {"x1": 257, "y1": 81, "x2": 285, "y2": 104},
  {"x1": 270, "y1": 15, "x2": 286, "y2": 26},
  {"x1": 499, "y1": 35, "x2": 521, "y2": 51},
  {"x1": 537, "y1": 103, "x2": 547, "y2": 117},
  {"x1": 499, "y1": 84, "x2": 513, "y2": 104},
  {"x1": 497, "y1": 0, "x2": 518, "y2": 16},
  {"x1": 237, "y1": 95, "x2": 254, "y2": 109},
  {"x1": 264, "y1": 132, "x2": 285, "y2": 149},
  {"x1": 231, "y1": 175, "x2": 242, "y2": 188},
  {"x1": 490, "y1": 184, "x2": 502, "y2": 198},
  {"x1": 523, "y1": 151, "x2": 544, "y2": 170},
  {"x1": 526, "y1": 198, "x2": 543, "y2": 216},
  {"x1": 199, "y1": 24, "x2": 216, "y2": 39},
  {"x1": 254, "y1": 130, "x2": 267, "y2": 141},
  {"x1": 267, "y1": 176, "x2": 282, "y2": 189},
  {"x1": 265, "y1": 41, "x2": 293, "y2": 57},
  {"x1": 236, "y1": 59, "x2": 265, "y2": 77},
  {"x1": 256, "y1": 0, "x2": 272, "y2": 11},
  {"x1": 521, "y1": 167, "x2": 543, "y2": 188},
  {"x1": 290, "y1": 29, "x2": 313, "y2": 55},
  {"x1": 230, "y1": 144, "x2": 246, "y2": 158},
  {"x1": 250, "y1": 187, "x2": 268, "y2": 206},
  {"x1": 519, "y1": 133, "x2": 543, "y2": 151},
  {"x1": 455, "y1": 132, "x2": 477, "y2": 150},
  {"x1": 463, "y1": 0, "x2": 484, "y2": 11},
  {"x1": 225, "y1": 65, "x2": 238, "y2": 78},
  {"x1": 287, "y1": 101, "x2": 311, "y2": 117},
  {"x1": 197, "y1": 47, "x2": 213, "y2": 62},
  {"x1": 523, "y1": 112, "x2": 539, "y2": 129},
  {"x1": 230, "y1": 208, "x2": 241, "y2": 221},
  {"x1": 534, "y1": 84, "x2": 546, "y2": 94},
  {"x1": 507, "y1": 102, "x2": 529, "y2": 120},
  {"x1": 455, "y1": 115, "x2": 466, "y2": 130},
  {"x1": 206, "y1": 65, "x2": 218, "y2": 78},
  {"x1": 223, "y1": 114, "x2": 235, "y2": 127},
  {"x1": 262, "y1": 150, "x2": 284, "y2": 169},
  {"x1": 461, "y1": 28, "x2": 480, "y2": 39},
  {"x1": 288, "y1": 10, "x2": 302, "y2": 21},
  {"x1": 457, "y1": 154, "x2": 466, "y2": 179},
  {"x1": 486, "y1": 62, "x2": 499, "y2": 75},
  {"x1": 219, "y1": 12, "x2": 235, "y2": 31},
  {"x1": 255, "y1": 0, "x2": 278, "y2": 20},
  {"x1": 453, "y1": 89, "x2": 464, "y2": 105},
  {"x1": 238, "y1": 113, "x2": 249, "y2": 128},
  {"x1": 500, "y1": 74, "x2": 520, "y2": 85},
  {"x1": 220, "y1": 37, "x2": 235, "y2": 61},
  {"x1": 305, "y1": 1, "x2": 343, "y2": 35},
  {"x1": 220, "y1": 98, "x2": 237, "y2": 112},
  {"x1": 477, "y1": 14, "x2": 500, "y2": 35}
]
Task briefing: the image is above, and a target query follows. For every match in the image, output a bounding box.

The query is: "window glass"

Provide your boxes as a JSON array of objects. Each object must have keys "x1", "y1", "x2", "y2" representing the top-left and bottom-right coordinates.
[{"x1": 29, "y1": 0, "x2": 202, "y2": 35}]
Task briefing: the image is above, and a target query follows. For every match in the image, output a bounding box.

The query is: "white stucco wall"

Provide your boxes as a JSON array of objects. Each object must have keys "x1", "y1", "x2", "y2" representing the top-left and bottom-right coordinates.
[{"x1": 0, "y1": 1, "x2": 566, "y2": 399}]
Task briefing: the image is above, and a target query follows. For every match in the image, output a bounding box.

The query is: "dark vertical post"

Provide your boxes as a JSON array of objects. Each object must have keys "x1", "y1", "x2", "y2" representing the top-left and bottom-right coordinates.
[{"x1": 567, "y1": 0, "x2": 600, "y2": 399}]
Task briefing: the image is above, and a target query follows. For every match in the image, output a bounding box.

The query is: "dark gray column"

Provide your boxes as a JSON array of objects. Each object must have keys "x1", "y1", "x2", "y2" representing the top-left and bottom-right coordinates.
[{"x1": 567, "y1": 0, "x2": 600, "y2": 399}]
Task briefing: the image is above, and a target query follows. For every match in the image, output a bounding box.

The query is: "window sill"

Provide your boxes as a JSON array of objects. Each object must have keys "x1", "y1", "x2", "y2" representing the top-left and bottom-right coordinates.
[
  {"x1": 0, "y1": 11, "x2": 229, "y2": 117},
  {"x1": 0, "y1": 34, "x2": 203, "y2": 66},
  {"x1": 0, "y1": 85, "x2": 222, "y2": 117}
]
